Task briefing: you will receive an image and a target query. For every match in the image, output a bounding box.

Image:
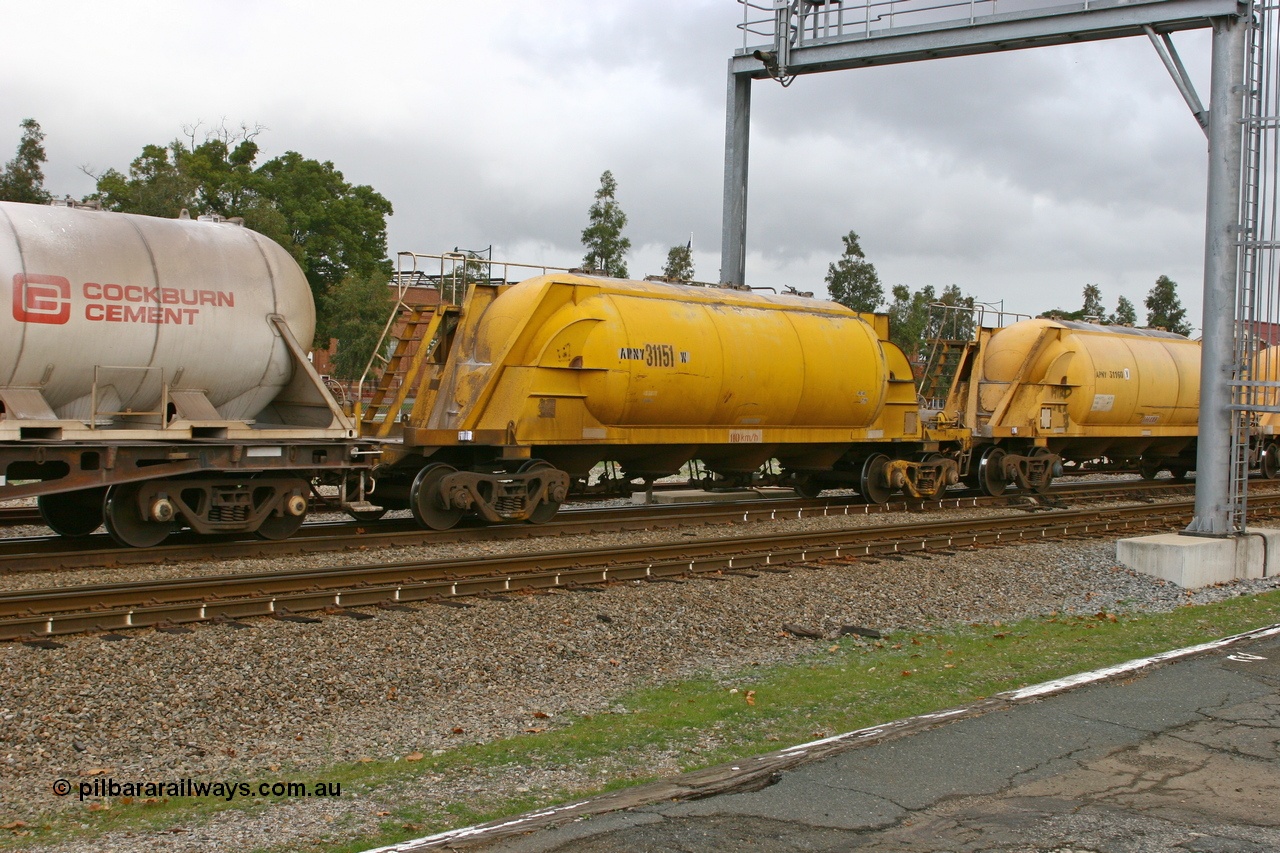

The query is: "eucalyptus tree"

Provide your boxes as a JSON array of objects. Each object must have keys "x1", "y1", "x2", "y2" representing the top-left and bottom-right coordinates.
[{"x1": 580, "y1": 170, "x2": 630, "y2": 277}]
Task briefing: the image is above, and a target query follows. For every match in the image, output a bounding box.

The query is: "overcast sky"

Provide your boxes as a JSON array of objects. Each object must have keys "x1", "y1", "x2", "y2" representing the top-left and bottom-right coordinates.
[{"x1": 2, "y1": 0, "x2": 1215, "y2": 330}]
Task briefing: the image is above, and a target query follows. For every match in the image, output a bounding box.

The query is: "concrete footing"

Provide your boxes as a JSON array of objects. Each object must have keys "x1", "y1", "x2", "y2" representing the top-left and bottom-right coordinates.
[{"x1": 1116, "y1": 528, "x2": 1280, "y2": 588}]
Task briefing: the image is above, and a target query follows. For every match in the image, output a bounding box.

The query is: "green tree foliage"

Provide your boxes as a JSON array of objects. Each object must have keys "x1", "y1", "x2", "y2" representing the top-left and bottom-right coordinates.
[
  {"x1": 90, "y1": 124, "x2": 393, "y2": 338},
  {"x1": 888, "y1": 284, "x2": 935, "y2": 359},
  {"x1": 0, "y1": 118, "x2": 52, "y2": 204},
  {"x1": 662, "y1": 242, "x2": 694, "y2": 281},
  {"x1": 452, "y1": 251, "x2": 493, "y2": 283},
  {"x1": 91, "y1": 123, "x2": 393, "y2": 368},
  {"x1": 929, "y1": 285, "x2": 976, "y2": 339},
  {"x1": 1145, "y1": 275, "x2": 1192, "y2": 335},
  {"x1": 888, "y1": 283, "x2": 978, "y2": 358},
  {"x1": 253, "y1": 151, "x2": 393, "y2": 301},
  {"x1": 1040, "y1": 284, "x2": 1107, "y2": 323},
  {"x1": 886, "y1": 282, "x2": 976, "y2": 401},
  {"x1": 580, "y1": 170, "x2": 630, "y2": 277},
  {"x1": 185, "y1": 135, "x2": 259, "y2": 216},
  {"x1": 92, "y1": 124, "x2": 259, "y2": 217},
  {"x1": 1110, "y1": 295, "x2": 1137, "y2": 326},
  {"x1": 1081, "y1": 284, "x2": 1105, "y2": 320},
  {"x1": 923, "y1": 285, "x2": 976, "y2": 395},
  {"x1": 436, "y1": 251, "x2": 494, "y2": 303},
  {"x1": 825, "y1": 231, "x2": 883, "y2": 312},
  {"x1": 318, "y1": 270, "x2": 396, "y2": 380},
  {"x1": 94, "y1": 141, "x2": 199, "y2": 217}
]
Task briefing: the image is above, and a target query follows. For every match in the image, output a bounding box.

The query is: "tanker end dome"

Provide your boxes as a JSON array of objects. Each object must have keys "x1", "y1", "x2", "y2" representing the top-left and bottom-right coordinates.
[{"x1": 0, "y1": 201, "x2": 317, "y2": 425}]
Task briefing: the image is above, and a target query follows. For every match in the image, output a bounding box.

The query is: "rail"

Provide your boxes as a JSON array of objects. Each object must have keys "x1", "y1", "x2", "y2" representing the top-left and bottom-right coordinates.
[
  {"x1": 0, "y1": 478, "x2": 1217, "y2": 574},
  {"x1": 7, "y1": 491, "x2": 1274, "y2": 640}
]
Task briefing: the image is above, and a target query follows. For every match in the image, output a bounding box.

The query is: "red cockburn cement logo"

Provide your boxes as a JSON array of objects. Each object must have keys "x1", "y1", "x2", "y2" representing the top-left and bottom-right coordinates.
[
  {"x1": 11, "y1": 274, "x2": 234, "y2": 326},
  {"x1": 12, "y1": 274, "x2": 71, "y2": 325}
]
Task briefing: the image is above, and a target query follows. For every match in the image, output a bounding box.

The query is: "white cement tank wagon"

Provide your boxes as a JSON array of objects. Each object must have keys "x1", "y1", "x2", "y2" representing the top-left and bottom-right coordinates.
[
  {"x1": 0, "y1": 202, "x2": 367, "y2": 548},
  {"x1": 0, "y1": 201, "x2": 316, "y2": 423}
]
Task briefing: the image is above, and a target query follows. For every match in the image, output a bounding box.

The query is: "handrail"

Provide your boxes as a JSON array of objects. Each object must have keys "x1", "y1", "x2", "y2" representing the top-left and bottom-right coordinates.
[
  {"x1": 354, "y1": 252, "x2": 576, "y2": 419},
  {"x1": 739, "y1": 0, "x2": 1117, "y2": 54}
]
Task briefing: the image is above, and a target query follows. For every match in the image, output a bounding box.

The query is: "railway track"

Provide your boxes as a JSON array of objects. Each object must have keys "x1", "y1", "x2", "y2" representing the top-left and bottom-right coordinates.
[
  {"x1": 7, "y1": 488, "x2": 1273, "y2": 642},
  {"x1": 0, "y1": 478, "x2": 1200, "y2": 573},
  {"x1": 0, "y1": 506, "x2": 44, "y2": 527},
  {"x1": 0, "y1": 476, "x2": 1157, "y2": 529}
]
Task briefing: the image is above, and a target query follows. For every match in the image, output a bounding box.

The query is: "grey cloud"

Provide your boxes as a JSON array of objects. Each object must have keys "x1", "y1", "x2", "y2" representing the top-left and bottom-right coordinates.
[{"x1": 0, "y1": 0, "x2": 1215, "y2": 325}]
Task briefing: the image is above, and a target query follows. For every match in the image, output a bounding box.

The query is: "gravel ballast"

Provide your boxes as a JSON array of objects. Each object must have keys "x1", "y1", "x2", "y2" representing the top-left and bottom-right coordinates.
[{"x1": 2, "y1": 506, "x2": 1279, "y2": 852}]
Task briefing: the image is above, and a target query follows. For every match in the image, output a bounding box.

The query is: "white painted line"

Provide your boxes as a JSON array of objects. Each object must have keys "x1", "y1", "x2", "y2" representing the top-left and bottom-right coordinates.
[
  {"x1": 1003, "y1": 622, "x2": 1280, "y2": 700},
  {"x1": 359, "y1": 621, "x2": 1280, "y2": 853},
  {"x1": 360, "y1": 800, "x2": 593, "y2": 853}
]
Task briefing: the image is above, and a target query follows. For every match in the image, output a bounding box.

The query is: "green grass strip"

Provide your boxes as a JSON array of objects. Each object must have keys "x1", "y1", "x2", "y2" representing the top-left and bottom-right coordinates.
[{"x1": 8, "y1": 590, "x2": 1279, "y2": 852}]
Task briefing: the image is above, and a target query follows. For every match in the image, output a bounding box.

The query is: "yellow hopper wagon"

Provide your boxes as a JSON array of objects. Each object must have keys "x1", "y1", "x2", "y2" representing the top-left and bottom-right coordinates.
[
  {"x1": 929, "y1": 318, "x2": 1201, "y2": 495},
  {"x1": 362, "y1": 263, "x2": 957, "y2": 529}
]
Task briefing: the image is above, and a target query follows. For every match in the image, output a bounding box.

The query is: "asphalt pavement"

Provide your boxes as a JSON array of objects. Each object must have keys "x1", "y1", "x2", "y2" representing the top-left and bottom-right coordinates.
[{"x1": 374, "y1": 625, "x2": 1280, "y2": 853}]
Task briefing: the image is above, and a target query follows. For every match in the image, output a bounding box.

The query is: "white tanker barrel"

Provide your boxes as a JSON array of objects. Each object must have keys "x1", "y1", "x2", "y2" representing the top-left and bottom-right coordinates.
[{"x1": 0, "y1": 201, "x2": 316, "y2": 424}]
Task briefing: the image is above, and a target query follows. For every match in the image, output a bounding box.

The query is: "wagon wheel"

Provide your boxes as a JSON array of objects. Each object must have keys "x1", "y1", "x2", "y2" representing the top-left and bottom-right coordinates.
[
  {"x1": 520, "y1": 460, "x2": 562, "y2": 525},
  {"x1": 103, "y1": 482, "x2": 173, "y2": 548},
  {"x1": 916, "y1": 453, "x2": 948, "y2": 499},
  {"x1": 256, "y1": 511, "x2": 306, "y2": 540},
  {"x1": 1263, "y1": 443, "x2": 1280, "y2": 480},
  {"x1": 256, "y1": 490, "x2": 308, "y2": 541},
  {"x1": 858, "y1": 454, "x2": 893, "y2": 505},
  {"x1": 977, "y1": 446, "x2": 1008, "y2": 497},
  {"x1": 1029, "y1": 447, "x2": 1055, "y2": 495},
  {"x1": 962, "y1": 450, "x2": 986, "y2": 491},
  {"x1": 1138, "y1": 456, "x2": 1163, "y2": 481},
  {"x1": 790, "y1": 473, "x2": 823, "y2": 500},
  {"x1": 37, "y1": 488, "x2": 107, "y2": 537},
  {"x1": 410, "y1": 463, "x2": 464, "y2": 530}
]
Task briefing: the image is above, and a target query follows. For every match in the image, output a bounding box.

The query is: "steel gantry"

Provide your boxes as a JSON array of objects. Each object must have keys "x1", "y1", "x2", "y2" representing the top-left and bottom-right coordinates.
[{"x1": 722, "y1": 0, "x2": 1275, "y2": 537}]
